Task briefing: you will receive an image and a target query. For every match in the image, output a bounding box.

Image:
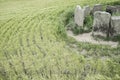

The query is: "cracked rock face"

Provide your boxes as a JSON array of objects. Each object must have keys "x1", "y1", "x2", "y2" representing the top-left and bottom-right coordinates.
[
  {"x1": 74, "y1": 5, "x2": 84, "y2": 27},
  {"x1": 93, "y1": 11, "x2": 111, "y2": 37},
  {"x1": 111, "y1": 16, "x2": 120, "y2": 36}
]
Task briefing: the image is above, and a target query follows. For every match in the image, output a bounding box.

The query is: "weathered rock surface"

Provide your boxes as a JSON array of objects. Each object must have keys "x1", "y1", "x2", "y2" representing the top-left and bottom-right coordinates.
[
  {"x1": 83, "y1": 5, "x2": 91, "y2": 17},
  {"x1": 93, "y1": 11, "x2": 111, "y2": 37},
  {"x1": 111, "y1": 16, "x2": 120, "y2": 36},
  {"x1": 106, "y1": 5, "x2": 119, "y2": 14},
  {"x1": 74, "y1": 4, "x2": 120, "y2": 38},
  {"x1": 92, "y1": 4, "x2": 103, "y2": 15},
  {"x1": 106, "y1": 6, "x2": 116, "y2": 14},
  {"x1": 116, "y1": 5, "x2": 120, "y2": 13},
  {"x1": 74, "y1": 5, "x2": 84, "y2": 27}
]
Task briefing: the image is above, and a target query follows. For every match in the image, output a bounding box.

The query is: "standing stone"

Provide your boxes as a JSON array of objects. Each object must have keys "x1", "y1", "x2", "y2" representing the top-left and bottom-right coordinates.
[
  {"x1": 93, "y1": 11, "x2": 111, "y2": 37},
  {"x1": 111, "y1": 16, "x2": 120, "y2": 36},
  {"x1": 74, "y1": 5, "x2": 84, "y2": 27},
  {"x1": 106, "y1": 5, "x2": 120, "y2": 15},
  {"x1": 106, "y1": 5, "x2": 117, "y2": 14},
  {"x1": 92, "y1": 4, "x2": 103, "y2": 15},
  {"x1": 83, "y1": 5, "x2": 91, "y2": 17},
  {"x1": 116, "y1": 5, "x2": 120, "y2": 13}
]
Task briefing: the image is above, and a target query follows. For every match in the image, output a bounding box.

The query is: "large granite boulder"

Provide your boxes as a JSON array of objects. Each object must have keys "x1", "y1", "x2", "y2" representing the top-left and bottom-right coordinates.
[
  {"x1": 83, "y1": 5, "x2": 91, "y2": 17},
  {"x1": 93, "y1": 11, "x2": 111, "y2": 37},
  {"x1": 91, "y1": 4, "x2": 103, "y2": 15},
  {"x1": 74, "y1": 5, "x2": 84, "y2": 27},
  {"x1": 111, "y1": 16, "x2": 120, "y2": 36}
]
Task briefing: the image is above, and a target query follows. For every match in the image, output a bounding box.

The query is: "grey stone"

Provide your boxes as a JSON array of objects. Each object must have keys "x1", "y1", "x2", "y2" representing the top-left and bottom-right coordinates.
[
  {"x1": 83, "y1": 5, "x2": 91, "y2": 17},
  {"x1": 111, "y1": 16, "x2": 120, "y2": 36},
  {"x1": 116, "y1": 5, "x2": 120, "y2": 13},
  {"x1": 74, "y1": 5, "x2": 84, "y2": 27},
  {"x1": 106, "y1": 5, "x2": 117, "y2": 14},
  {"x1": 106, "y1": 5, "x2": 120, "y2": 14},
  {"x1": 92, "y1": 4, "x2": 103, "y2": 15},
  {"x1": 93, "y1": 11, "x2": 111, "y2": 37}
]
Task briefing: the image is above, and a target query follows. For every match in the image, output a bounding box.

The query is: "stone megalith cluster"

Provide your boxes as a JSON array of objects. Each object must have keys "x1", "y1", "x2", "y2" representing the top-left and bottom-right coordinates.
[
  {"x1": 74, "y1": 4, "x2": 120, "y2": 37},
  {"x1": 83, "y1": 5, "x2": 91, "y2": 17}
]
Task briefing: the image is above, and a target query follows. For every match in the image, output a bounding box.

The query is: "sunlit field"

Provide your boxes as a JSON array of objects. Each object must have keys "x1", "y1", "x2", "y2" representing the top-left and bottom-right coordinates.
[{"x1": 0, "y1": 0, "x2": 120, "y2": 80}]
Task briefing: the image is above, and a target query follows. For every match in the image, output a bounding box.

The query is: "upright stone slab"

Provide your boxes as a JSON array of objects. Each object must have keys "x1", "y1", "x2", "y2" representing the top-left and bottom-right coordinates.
[
  {"x1": 83, "y1": 5, "x2": 91, "y2": 17},
  {"x1": 92, "y1": 4, "x2": 103, "y2": 15},
  {"x1": 74, "y1": 5, "x2": 84, "y2": 27},
  {"x1": 111, "y1": 16, "x2": 120, "y2": 36},
  {"x1": 106, "y1": 5, "x2": 117, "y2": 14},
  {"x1": 93, "y1": 11, "x2": 111, "y2": 37}
]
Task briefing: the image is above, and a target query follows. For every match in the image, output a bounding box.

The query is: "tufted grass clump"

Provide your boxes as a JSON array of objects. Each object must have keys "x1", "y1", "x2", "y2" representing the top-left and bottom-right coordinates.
[{"x1": 83, "y1": 15, "x2": 93, "y2": 33}]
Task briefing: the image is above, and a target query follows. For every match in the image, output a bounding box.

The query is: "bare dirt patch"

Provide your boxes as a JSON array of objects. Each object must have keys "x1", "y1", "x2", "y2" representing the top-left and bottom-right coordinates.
[{"x1": 67, "y1": 30, "x2": 119, "y2": 47}]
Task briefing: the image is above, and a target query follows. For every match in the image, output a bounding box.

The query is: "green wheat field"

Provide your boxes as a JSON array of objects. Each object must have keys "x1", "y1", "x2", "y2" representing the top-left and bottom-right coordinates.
[{"x1": 0, "y1": 0, "x2": 120, "y2": 80}]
